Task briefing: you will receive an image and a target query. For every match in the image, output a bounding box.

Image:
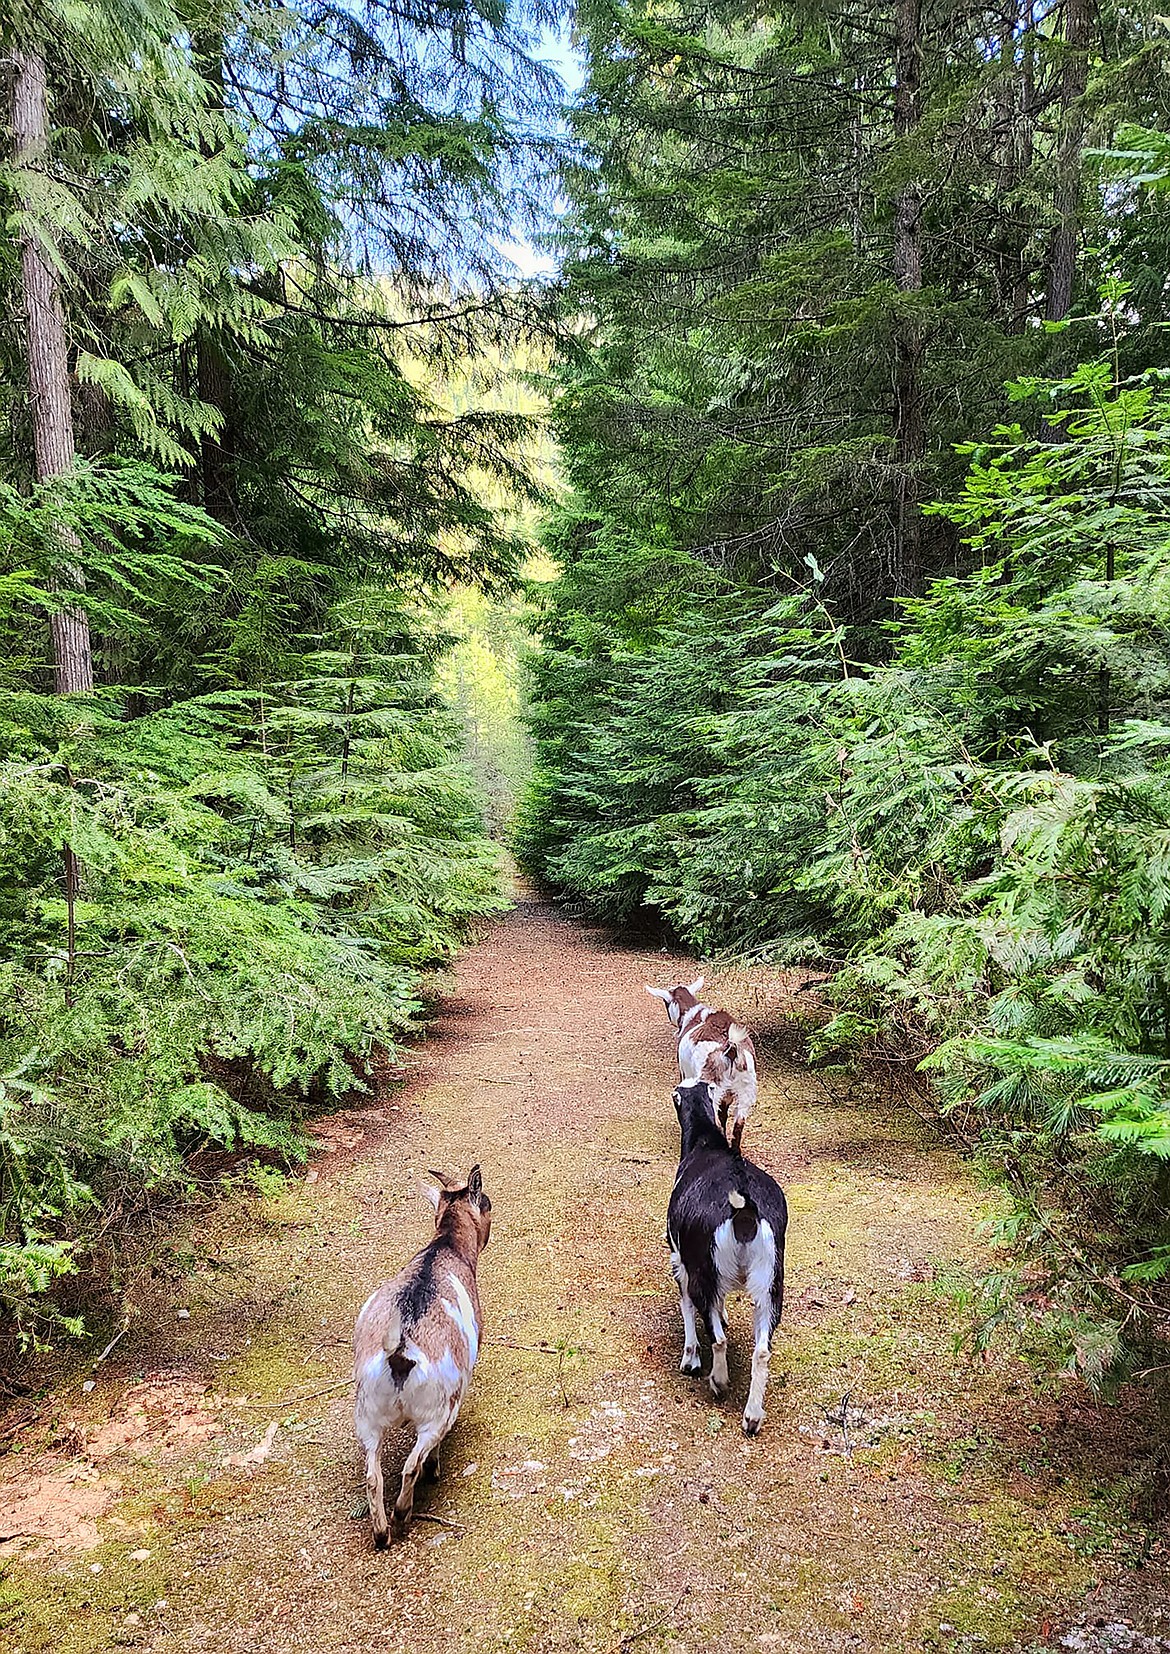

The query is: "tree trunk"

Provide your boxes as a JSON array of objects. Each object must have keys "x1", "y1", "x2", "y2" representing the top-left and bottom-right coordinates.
[
  {"x1": 76, "y1": 376, "x2": 132, "y2": 688},
  {"x1": 1012, "y1": 21, "x2": 1038, "y2": 330},
  {"x1": 993, "y1": 0, "x2": 1038, "y2": 332},
  {"x1": 12, "y1": 44, "x2": 94, "y2": 695},
  {"x1": 1045, "y1": 0, "x2": 1095, "y2": 323},
  {"x1": 892, "y1": 0, "x2": 924, "y2": 598}
]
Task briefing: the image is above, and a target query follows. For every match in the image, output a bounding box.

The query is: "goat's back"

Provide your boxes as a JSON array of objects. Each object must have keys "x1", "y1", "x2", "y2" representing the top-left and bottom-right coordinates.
[
  {"x1": 354, "y1": 1238, "x2": 482, "y2": 1375},
  {"x1": 669, "y1": 1149, "x2": 787, "y2": 1242}
]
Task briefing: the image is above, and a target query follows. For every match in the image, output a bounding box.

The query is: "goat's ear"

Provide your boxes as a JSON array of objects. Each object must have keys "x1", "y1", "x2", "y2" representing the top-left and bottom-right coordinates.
[
  {"x1": 687, "y1": 975, "x2": 705, "y2": 996},
  {"x1": 423, "y1": 1181, "x2": 442, "y2": 1212},
  {"x1": 725, "y1": 1043, "x2": 738, "y2": 1069},
  {"x1": 467, "y1": 1164, "x2": 483, "y2": 1203},
  {"x1": 645, "y1": 984, "x2": 671, "y2": 1001}
]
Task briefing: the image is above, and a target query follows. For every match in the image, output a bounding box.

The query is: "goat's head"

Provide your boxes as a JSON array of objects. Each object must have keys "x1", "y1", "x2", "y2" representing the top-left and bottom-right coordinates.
[
  {"x1": 672, "y1": 1079, "x2": 716, "y2": 1128},
  {"x1": 426, "y1": 1164, "x2": 493, "y2": 1251},
  {"x1": 645, "y1": 975, "x2": 705, "y2": 1027}
]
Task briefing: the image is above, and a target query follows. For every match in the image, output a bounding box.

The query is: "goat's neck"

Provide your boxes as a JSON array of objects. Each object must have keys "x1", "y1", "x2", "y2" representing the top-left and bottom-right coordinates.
[
  {"x1": 433, "y1": 1204, "x2": 483, "y2": 1269},
  {"x1": 677, "y1": 999, "x2": 710, "y2": 1035},
  {"x1": 678, "y1": 1112, "x2": 728, "y2": 1161}
]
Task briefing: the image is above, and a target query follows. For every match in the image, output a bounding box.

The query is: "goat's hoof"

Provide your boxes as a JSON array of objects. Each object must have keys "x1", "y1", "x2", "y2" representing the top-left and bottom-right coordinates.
[
  {"x1": 708, "y1": 1377, "x2": 728, "y2": 1400},
  {"x1": 742, "y1": 1411, "x2": 763, "y2": 1436},
  {"x1": 373, "y1": 1529, "x2": 389, "y2": 1550},
  {"x1": 680, "y1": 1352, "x2": 701, "y2": 1376},
  {"x1": 391, "y1": 1512, "x2": 410, "y2": 1541}
]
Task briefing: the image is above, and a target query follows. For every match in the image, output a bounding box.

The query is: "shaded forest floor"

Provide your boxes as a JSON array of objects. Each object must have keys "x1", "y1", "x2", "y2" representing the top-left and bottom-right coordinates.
[{"x1": 3, "y1": 891, "x2": 1169, "y2": 1653}]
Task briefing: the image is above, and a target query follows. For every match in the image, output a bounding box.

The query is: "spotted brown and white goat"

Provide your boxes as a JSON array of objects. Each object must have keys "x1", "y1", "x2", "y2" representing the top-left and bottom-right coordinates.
[
  {"x1": 646, "y1": 978, "x2": 759, "y2": 1151},
  {"x1": 353, "y1": 1165, "x2": 491, "y2": 1545},
  {"x1": 667, "y1": 1080, "x2": 786, "y2": 1435}
]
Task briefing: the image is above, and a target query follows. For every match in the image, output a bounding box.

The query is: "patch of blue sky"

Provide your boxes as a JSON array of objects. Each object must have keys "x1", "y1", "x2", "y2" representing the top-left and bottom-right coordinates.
[{"x1": 492, "y1": 18, "x2": 586, "y2": 279}]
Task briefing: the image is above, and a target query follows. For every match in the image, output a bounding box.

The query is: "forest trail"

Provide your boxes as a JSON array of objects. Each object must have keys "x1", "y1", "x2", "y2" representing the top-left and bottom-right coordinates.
[{"x1": 3, "y1": 891, "x2": 1168, "y2": 1654}]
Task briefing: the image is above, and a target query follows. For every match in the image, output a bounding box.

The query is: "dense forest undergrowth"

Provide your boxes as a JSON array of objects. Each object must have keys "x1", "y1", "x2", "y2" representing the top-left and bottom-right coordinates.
[
  {"x1": 518, "y1": 4, "x2": 1170, "y2": 1396},
  {"x1": 0, "y1": 0, "x2": 556, "y2": 1355}
]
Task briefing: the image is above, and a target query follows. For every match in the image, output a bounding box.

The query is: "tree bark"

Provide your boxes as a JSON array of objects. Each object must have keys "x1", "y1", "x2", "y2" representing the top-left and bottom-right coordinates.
[
  {"x1": 892, "y1": 0, "x2": 924, "y2": 598},
  {"x1": 12, "y1": 44, "x2": 94, "y2": 695},
  {"x1": 993, "y1": 0, "x2": 1038, "y2": 332},
  {"x1": 1045, "y1": 0, "x2": 1095, "y2": 323}
]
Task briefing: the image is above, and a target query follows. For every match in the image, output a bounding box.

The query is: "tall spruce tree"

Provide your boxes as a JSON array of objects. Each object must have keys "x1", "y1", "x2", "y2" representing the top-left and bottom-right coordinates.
[
  {"x1": 553, "y1": 0, "x2": 1170, "y2": 621},
  {"x1": 10, "y1": 40, "x2": 93, "y2": 694}
]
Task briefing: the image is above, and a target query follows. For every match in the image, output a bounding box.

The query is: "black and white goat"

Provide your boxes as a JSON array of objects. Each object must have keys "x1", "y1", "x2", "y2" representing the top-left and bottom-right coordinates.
[
  {"x1": 646, "y1": 977, "x2": 759, "y2": 1151},
  {"x1": 353, "y1": 1165, "x2": 491, "y2": 1545},
  {"x1": 667, "y1": 1081, "x2": 786, "y2": 1435}
]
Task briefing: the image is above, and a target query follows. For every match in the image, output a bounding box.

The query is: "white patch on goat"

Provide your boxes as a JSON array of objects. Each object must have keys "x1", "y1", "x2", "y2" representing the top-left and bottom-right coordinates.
[
  {"x1": 355, "y1": 1352, "x2": 405, "y2": 1440},
  {"x1": 746, "y1": 1221, "x2": 778, "y2": 1301},
  {"x1": 712, "y1": 1215, "x2": 777, "y2": 1296},
  {"x1": 359, "y1": 1352, "x2": 387, "y2": 1388},
  {"x1": 441, "y1": 1273, "x2": 480, "y2": 1366},
  {"x1": 712, "y1": 1216, "x2": 741, "y2": 1286},
  {"x1": 402, "y1": 1340, "x2": 430, "y2": 1377},
  {"x1": 435, "y1": 1348, "x2": 462, "y2": 1389}
]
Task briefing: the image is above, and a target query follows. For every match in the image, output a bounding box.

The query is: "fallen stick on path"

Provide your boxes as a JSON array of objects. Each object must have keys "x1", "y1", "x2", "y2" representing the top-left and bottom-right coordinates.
[
  {"x1": 489, "y1": 1336, "x2": 596, "y2": 1356},
  {"x1": 617, "y1": 1587, "x2": 690, "y2": 1653},
  {"x1": 237, "y1": 1378, "x2": 351, "y2": 1408},
  {"x1": 444, "y1": 1072, "x2": 526, "y2": 1085}
]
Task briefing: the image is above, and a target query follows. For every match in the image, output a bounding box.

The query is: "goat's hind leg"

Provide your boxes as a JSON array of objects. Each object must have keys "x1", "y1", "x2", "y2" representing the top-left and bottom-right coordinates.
[
  {"x1": 357, "y1": 1418, "x2": 389, "y2": 1549},
  {"x1": 708, "y1": 1300, "x2": 729, "y2": 1399},
  {"x1": 392, "y1": 1419, "x2": 446, "y2": 1538},
  {"x1": 742, "y1": 1293, "x2": 773, "y2": 1435},
  {"x1": 671, "y1": 1250, "x2": 702, "y2": 1375},
  {"x1": 743, "y1": 1257, "x2": 783, "y2": 1435}
]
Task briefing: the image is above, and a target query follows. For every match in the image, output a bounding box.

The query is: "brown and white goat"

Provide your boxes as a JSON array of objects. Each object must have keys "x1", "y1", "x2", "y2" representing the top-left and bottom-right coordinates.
[
  {"x1": 353, "y1": 1165, "x2": 491, "y2": 1545},
  {"x1": 646, "y1": 977, "x2": 759, "y2": 1151}
]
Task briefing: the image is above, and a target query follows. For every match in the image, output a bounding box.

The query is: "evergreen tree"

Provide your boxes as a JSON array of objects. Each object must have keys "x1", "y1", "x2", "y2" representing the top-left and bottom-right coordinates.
[
  {"x1": 551, "y1": 0, "x2": 1170, "y2": 619},
  {"x1": 521, "y1": 7, "x2": 1170, "y2": 1380},
  {"x1": 0, "y1": 0, "x2": 559, "y2": 1345}
]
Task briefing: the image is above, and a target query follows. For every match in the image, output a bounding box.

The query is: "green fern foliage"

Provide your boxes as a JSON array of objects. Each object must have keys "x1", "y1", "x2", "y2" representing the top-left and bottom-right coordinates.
[
  {"x1": 521, "y1": 347, "x2": 1170, "y2": 1385},
  {"x1": 0, "y1": 572, "x2": 503, "y2": 1342}
]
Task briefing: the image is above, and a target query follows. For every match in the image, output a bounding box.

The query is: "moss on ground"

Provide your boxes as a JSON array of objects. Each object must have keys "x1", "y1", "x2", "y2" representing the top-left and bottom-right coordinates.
[{"x1": 2, "y1": 913, "x2": 1167, "y2": 1654}]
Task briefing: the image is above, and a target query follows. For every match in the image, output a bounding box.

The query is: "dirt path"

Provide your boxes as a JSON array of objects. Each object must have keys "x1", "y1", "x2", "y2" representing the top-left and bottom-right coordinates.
[{"x1": 3, "y1": 894, "x2": 1169, "y2": 1653}]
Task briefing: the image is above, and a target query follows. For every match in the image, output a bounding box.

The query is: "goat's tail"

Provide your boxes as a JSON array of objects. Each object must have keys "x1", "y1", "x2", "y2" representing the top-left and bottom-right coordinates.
[
  {"x1": 727, "y1": 1187, "x2": 760, "y2": 1243},
  {"x1": 725, "y1": 1023, "x2": 754, "y2": 1072},
  {"x1": 381, "y1": 1303, "x2": 416, "y2": 1383}
]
